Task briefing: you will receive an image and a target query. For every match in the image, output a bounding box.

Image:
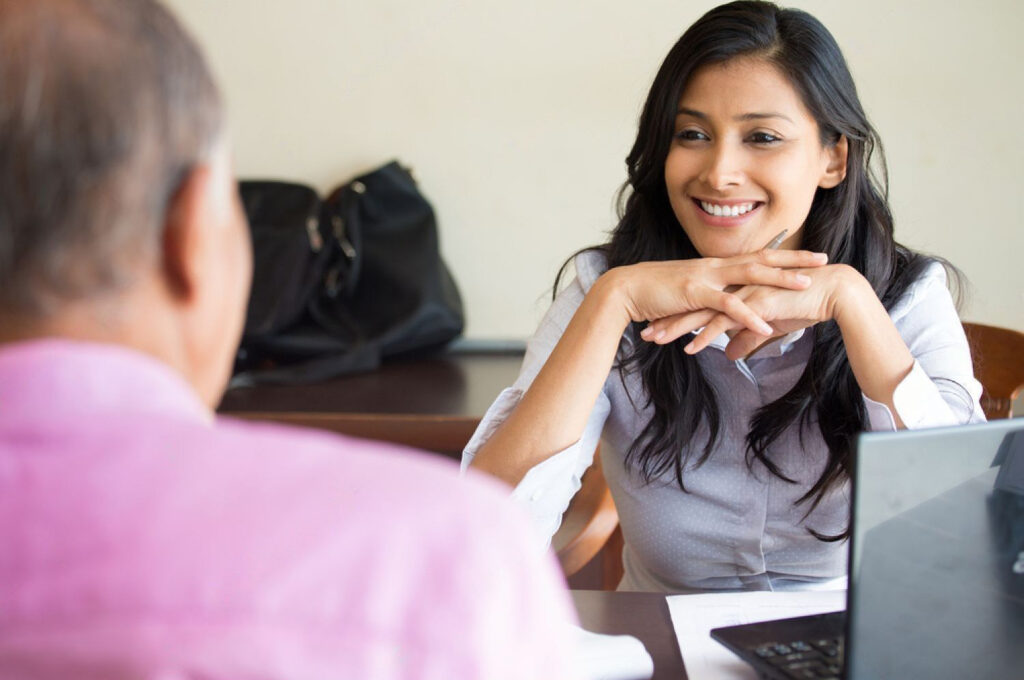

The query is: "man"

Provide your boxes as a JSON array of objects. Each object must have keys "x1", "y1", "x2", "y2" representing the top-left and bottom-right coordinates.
[{"x1": 0, "y1": 1, "x2": 578, "y2": 677}]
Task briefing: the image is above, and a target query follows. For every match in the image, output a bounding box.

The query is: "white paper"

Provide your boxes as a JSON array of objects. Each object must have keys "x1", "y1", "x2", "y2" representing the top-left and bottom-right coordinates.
[
  {"x1": 570, "y1": 624, "x2": 655, "y2": 680},
  {"x1": 665, "y1": 590, "x2": 846, "y2": 680}
]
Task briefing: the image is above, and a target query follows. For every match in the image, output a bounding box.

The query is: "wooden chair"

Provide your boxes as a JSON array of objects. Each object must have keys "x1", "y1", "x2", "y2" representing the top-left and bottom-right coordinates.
[
  {"x1": 553, "y1": 322, "x2": 1024, "y2": 590},
  {"x1": 551, "y1": 451, "x2": 623, "y2": 590},
  {"x1": 962, "y1": 322, "x2": 1024, "y2": 419}
]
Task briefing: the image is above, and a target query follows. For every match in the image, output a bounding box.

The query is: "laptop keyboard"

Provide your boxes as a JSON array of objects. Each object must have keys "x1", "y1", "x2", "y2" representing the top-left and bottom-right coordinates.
[{"x1": 750, "y1": 636, "x2": 844, "y2": 679}]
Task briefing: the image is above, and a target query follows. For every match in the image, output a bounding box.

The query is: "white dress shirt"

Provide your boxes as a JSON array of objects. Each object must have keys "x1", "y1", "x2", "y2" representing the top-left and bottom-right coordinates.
[{"x1": 462, "y1": 251, "x2": 985, "y2": 593}]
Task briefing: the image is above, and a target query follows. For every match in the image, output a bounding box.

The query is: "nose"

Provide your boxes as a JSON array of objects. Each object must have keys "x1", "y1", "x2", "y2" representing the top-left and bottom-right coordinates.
[{"x1": 699, "y1": 141, "x2": 745, "y2": 191}]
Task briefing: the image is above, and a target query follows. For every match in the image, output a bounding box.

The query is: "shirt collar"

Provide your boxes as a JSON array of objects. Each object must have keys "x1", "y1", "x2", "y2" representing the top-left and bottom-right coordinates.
[{"x1": 0, "y1": 338, "x2": 212, "y2": 424}]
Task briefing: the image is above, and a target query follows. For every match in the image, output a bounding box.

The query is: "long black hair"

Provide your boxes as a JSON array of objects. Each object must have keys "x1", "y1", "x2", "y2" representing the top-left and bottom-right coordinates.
[{"x1": 558, "y1": 1, "x2": 936, "y2": 539}]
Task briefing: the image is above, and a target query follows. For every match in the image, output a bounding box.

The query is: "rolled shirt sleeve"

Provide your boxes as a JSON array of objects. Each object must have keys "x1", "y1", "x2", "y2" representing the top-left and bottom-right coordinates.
[
  {"x1": 862, "y1": 262, "x2": 985, "y2": 430},
  {"x1": 462, "y1": 386, "x2": 609, "y2": 548}
]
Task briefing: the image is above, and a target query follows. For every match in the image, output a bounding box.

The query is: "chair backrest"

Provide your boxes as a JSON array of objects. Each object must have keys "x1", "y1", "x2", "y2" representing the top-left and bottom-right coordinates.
[
  {"x1": 962, "y1": 322, "x2": 1024, "y2": 419},
  {"x1": 551, "y1": 448, "x2": 622, "y2": 589}
]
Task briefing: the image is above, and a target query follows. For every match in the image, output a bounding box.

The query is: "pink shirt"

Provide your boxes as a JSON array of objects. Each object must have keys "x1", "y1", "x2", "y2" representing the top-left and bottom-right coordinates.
[{"x1": 0, "y1": 340, "x2": 578, "y2": 679}]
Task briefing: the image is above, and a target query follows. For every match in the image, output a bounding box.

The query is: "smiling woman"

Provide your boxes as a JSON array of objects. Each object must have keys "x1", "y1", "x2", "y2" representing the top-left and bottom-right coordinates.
[{"x1": 463, "y1": 0, "x2": 987, "y2": 593}]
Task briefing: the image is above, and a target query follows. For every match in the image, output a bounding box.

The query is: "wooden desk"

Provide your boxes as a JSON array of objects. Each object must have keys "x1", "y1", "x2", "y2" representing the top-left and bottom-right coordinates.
[
  {"x1": 217, "y1": 350, "x2": 524, "y2": 456},
  {"x1": 573, "y1": 590, "x2": 686, "y2": 680}
]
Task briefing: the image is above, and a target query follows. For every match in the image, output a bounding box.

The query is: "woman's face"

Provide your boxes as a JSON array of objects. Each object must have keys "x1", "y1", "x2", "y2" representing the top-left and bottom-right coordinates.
[{"x1": 664, "y1": 56, "x2": 847, "y2": 258}]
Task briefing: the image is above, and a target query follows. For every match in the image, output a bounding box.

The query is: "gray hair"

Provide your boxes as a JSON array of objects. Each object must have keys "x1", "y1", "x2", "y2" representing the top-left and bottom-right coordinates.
[{"x1": 0, "y1": 0, "x2": 224, "y2": 313}]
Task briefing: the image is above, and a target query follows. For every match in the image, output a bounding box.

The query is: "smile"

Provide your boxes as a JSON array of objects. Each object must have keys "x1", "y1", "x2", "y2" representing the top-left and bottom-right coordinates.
[{"x1": 696, "y1": 200, "x2": 760, "y2": 217}]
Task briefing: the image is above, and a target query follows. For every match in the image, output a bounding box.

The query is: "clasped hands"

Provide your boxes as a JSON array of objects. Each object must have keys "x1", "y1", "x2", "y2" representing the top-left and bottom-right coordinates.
[{"x1": 609, "y1": 248, "x2": 861, "y2": 361}]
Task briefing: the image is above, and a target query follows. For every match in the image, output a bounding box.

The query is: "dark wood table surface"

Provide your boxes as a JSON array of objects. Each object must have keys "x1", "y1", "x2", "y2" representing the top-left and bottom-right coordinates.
[
  {"x1": 573, "y1": 590, "x2": 686, "y2": 680},
  {"x1": 218, "y1": 349, "x2": 524, "y2": 455}
]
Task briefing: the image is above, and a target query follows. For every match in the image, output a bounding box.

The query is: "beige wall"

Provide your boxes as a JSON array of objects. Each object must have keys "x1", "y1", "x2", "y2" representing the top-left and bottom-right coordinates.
[{"x1": 166, "y1": 0, "x2": 1023, "y2": 340}]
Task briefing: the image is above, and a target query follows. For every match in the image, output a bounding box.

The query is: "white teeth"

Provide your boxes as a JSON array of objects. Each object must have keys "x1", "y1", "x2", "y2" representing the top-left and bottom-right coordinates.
[{"x1": 700, "y1": 200, "x2": 756, "y2": 217}]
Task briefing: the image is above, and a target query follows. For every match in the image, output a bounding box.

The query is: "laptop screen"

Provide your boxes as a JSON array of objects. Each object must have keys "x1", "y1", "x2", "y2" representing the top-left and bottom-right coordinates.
[{"x1": 847, "y1": 419, "x2": 1024, "y2": 679}]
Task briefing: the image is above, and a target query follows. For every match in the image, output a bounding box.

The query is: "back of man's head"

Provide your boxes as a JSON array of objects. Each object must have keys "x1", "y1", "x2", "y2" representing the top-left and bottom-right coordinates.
[{"x1": 0, "y1": 0, "x2": 224, "y2": 315}]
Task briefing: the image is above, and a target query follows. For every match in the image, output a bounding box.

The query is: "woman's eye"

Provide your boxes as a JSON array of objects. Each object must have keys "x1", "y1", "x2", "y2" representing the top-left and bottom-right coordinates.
[
  {"x1": 674, "y1": 129, "x2": 709, "y2": 142},
  {"x1": 749, "y1": 131, "x2": 782, "y2": 145}
]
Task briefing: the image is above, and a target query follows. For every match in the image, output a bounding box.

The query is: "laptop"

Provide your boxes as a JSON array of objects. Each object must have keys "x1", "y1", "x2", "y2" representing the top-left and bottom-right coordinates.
[{"x1": 710, "y1": 418, "x2": 1024, "y2": 679}]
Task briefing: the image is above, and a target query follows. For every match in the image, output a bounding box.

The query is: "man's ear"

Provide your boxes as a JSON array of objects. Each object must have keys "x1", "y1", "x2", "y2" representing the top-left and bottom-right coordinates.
[
  {"x1": 162, "y1": 165, "x2": 214, "y2": 302},
  {"x1": 818, "y1": 135, "x2": 849, "y2": 189}
]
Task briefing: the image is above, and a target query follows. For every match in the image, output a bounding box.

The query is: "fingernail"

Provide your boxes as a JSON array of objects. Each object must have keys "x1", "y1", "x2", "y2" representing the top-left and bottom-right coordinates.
[
  {"x1": 684, "y1": 341, "x2": 696, "y2": 354},
  {"x1": 796, "y1": 274, "x2": 811, "y2": 285},
  {"x1": 759, "y1": 321, "x2": 773, "y2": 335},
  {"x1": 640, "y1": 326, "x2": 653, "y2": 338},
  {"x1": 813, "y1": 252, "x2": 828, "y2": 263},
  {"x1": 653, "y1": 329, "x2": 666, "y2": 342}
]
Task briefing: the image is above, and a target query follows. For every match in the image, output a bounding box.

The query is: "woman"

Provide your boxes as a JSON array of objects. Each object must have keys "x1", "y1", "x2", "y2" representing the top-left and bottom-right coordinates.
[{"x1": 464, "y1": 1, "x2": 984, "y2": 592}]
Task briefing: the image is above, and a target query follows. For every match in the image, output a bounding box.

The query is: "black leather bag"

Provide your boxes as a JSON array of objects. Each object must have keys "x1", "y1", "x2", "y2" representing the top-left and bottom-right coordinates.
[{"x1": 232, "y1": 161, "x2": 464, "y2": 385}]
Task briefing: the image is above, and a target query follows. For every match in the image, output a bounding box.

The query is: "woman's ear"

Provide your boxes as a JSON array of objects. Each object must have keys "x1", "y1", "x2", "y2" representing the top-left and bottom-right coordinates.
[{"x1": 818, "y1": 135, "x2": 849, "y2": 189}]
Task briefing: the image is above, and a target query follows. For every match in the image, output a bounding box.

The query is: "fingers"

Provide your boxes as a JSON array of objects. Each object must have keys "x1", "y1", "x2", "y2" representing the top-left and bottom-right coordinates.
[
  {"x1": 746, "y1": 249, "x2": 829, "y2": 269},
  {"x1": 640, "y1": 309, "x2": 716, "y2": 344},
  {"x1": 642, "y1": 289, "x2": 772, "y2": 346},
  {"x1": 717, "y1": 262, "x2": 816, "y2": 292},
  {"x1": 701, "y1": 289, "x2": 775, "y2": 337},
  {"x1": 683, "y1": 309, "x2": 753, "y2": 354}
]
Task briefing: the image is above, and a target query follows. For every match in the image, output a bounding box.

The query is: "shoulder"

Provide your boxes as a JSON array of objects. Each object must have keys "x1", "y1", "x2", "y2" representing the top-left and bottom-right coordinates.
[
  {"x1": 522, "y1": 247, "x2": 631, "y2": 381},
  {"x1": 884, "y1": 259, "x2": 953, "y2": 325},
  {"x1": 209, "y1": 417, "x2": 519, "y2": 525},
  {"x1": 163, "y1": 418, "x2": 557, "y2": 615},
  {"x1": 539, "y1": 249, "x2": 610, "y2": 329},
  {"x1": 526, "y1": 248, "x2": 611, "y2": 351},
  {"x1": 205, "y1": 422, "x2": 575, "y2": 637},
  {"x1": 570, "y1": 248, "x2": 610, "y2": 294}
]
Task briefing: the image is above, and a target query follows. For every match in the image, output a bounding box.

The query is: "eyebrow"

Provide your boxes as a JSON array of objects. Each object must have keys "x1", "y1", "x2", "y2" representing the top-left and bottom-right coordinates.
[{"x1": 677, "y1": 107, "x2": 794, "y2": 124}]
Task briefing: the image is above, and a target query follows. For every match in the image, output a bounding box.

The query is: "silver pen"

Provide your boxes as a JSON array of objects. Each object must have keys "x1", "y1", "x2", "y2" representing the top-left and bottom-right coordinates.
[{"x1": 762, "y1": 229, "x2": 788, "y2": 251}]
